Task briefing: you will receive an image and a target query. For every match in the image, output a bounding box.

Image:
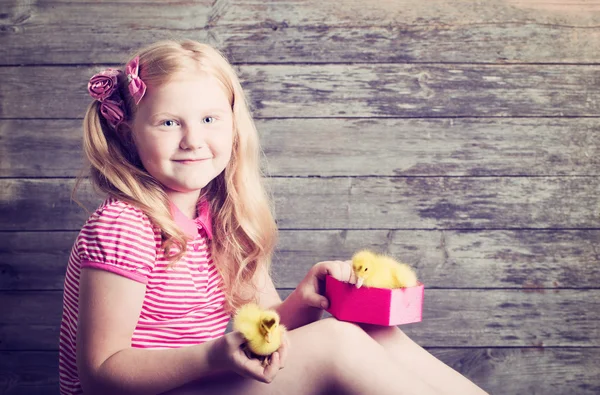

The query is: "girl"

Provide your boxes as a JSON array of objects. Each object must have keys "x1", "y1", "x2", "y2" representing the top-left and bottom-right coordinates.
[{"x1": 59, "y1": 39, "x2": 487, "y2": 395}]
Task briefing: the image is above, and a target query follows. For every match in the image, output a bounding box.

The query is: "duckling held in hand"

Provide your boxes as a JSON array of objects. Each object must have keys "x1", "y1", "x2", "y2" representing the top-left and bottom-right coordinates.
[
  {"x1": 352, "y1": 250, "x2": 418, "y2": 289},
  {"x1": 233, "y1": 303, "x2": 286, "y2": 366}
]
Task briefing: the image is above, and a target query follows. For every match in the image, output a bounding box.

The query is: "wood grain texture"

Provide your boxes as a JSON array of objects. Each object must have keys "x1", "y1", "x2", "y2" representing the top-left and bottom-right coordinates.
[
  {"x1": 1, "y1": 0, "x2": 598, "y2": 392},
  {"x1": 2, "y1": 118, "x2": 599, "y2": 178},
  {"x1": 2, "y1": 230, "x2": 599, "y2": 290},
  {"x1": 2, "y1": 0, "x2": 600, "y2": 65},
  {"x1": 272, "y1": 229, "x2": 600, "y2": 289},
  {"x1": 0, "y1": 351, "x2": 58, "y2": 395},
  {"x1": 270, "y1": 176, "x2": 600, "y2": 229},
  {"x1": 2, "y1": 177, "x2": 598, "y2": 231},
  {"x1": 3, "y1": 348, "x2": 599, "y2": 395},
  {"x1": 2, "y1": 289, "x2": 598, "y2": 348},
  {"x1": 431, "y1": 347, "x2": 600, "y2": 395},
  {"x1": 1, "y1": 64, "x2": 599, "y2": 119}
]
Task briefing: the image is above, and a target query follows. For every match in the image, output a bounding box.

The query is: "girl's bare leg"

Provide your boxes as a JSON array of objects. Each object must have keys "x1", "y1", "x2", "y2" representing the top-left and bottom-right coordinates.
[
  {"x1": 164, "y1": 318, "x2": 438, "y2": 395},
  {"x1": 358, "y1": 324, "x2": 489, "y2": 395}
]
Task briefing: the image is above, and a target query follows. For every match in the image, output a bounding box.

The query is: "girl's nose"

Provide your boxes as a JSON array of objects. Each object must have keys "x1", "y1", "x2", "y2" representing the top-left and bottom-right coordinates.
[{"x1": 179, "y1": 124, "x2": 206, "y2": 150}]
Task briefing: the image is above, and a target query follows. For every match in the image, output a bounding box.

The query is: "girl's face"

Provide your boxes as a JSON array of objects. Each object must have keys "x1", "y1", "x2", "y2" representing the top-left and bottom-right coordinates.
[{"x1": 131, "y1": 73, "x2": 234, "y2": 199}]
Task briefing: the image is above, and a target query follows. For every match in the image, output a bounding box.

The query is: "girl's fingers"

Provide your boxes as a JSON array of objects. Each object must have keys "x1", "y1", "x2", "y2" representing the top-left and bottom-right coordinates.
[
  {"x1": 308, "y1": 260, "x2": 356, "y2": 309},
  {"x1": 235, "y1": 332, "x2": 249, "y2": 346},
  {"x1": 241, "y1": 355, "x2": 271, "y2": 383},
  {"x1": 278, "y1": 334, "x2": 289, "y2": 368},
  {"x1": 315, "y1": 260, "x2": 355, "y2": 285},
  {"x1": 313, "y1": 261, "x2": 343, "y2": 281},
  {"x1": 339, "y1": 260, "x2": 354, "y2": 283},
  {"x1": 264, "y1": 352, "x2": 281, "y2": 380},
  {"x1": 343, "y1": 260, "x2": 357, "y2": 284},
  {"x1": 302, "y1": 283, "x2": 330, "y2": 309},
  {"x1": 236, "y1": 348, "x2": 284, "y2": 383}
]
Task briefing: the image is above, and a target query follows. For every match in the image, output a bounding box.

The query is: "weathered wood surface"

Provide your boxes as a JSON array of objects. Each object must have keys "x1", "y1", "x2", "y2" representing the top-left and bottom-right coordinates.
[
  {"x1": 2, "y1": 64, "x2": 600, "y2": 119},
  {"x1": 431, "y1": 347, "x2": 600, "y2": 395},
  {"x1": 2, "y1": 289, "x2": 599, "y2": 349},
  {"x1": 2, "y1": 178, "x2": 599, "y2": 231},
  {"x1": 0, "y1": 351, "x2": 59, "y2": 395},
  {"x1": 3, "y1": 347, "x2": 599, "y2": 395},
  {"x1": 3, "y1": 0, "x2": 600, "y2": 65},
  {"x1": 2, "y1": 0, "x2": 599, "y2": 393},
  {"x1": 2, "y1": 230, "x2": 600, "y2": 291},
  {"x1": 2, "y1": 118, "x2": 599, "y2": 178}
]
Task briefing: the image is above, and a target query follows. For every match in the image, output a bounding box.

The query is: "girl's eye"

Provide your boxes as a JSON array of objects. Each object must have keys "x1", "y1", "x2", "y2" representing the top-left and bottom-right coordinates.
[
  {"x1": 161, "y1": 120, "x2": 179, "y2": 127},
  {"x1": 202, "y1": 116, "x2": 216, "y2": 124}
]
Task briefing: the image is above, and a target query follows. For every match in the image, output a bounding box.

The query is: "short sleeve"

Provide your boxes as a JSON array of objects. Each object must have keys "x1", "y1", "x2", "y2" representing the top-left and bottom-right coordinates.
[{"x1": 77, "y1": 200, "x2": 158, "y2": 284}]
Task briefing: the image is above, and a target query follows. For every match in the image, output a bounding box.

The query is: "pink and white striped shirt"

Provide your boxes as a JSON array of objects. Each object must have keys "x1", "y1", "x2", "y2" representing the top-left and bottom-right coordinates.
[{"x1": 58, "y1": 198, "x2": 230, "y2": 394}]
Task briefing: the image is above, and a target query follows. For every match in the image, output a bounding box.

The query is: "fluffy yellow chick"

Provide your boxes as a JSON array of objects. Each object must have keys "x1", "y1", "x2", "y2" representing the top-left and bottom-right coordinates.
[
  {"x1": 352, "y1": 250, "x2": 418, "y2": 289},
  {"x1": 232, "y1": 303, "x2": 286, "y2": 366}
]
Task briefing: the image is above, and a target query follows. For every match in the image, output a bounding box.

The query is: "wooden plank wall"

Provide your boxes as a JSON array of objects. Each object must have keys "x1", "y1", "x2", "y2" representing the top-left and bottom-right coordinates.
[{"x1": 1, "y1": 0, "x2": 599, "y2": 393}]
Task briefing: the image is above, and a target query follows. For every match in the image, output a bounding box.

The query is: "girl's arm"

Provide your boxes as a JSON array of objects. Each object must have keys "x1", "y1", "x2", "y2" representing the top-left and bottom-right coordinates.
[
  {"x1": 77, "y1": 268, "x2": 279, "y2": 395},
  {"x1": 255, "y1": 261, "x2": 352, "y2": 330},
  {"x1": 275, "y1": 286, "x2": 324, "y2": 330}
]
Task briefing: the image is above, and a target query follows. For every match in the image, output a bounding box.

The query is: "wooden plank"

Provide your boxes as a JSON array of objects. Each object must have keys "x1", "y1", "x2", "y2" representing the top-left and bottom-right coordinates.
[
  {"x1": 2, "y1": 290, "x2": 598, "y2": 348},
  {"x1": 2, "y1": 65, "x2": 599, "y2": 119},
  {"x1": 2, "y1": 230, "x2": 599, "y2": 291},
  {"x1": 0, "y1": 325, "x2": 57, "y2": 351},
  {"x1": 273, "y1": 229, "x2": 600, "y2": 289},
  {"x1": 202, "y1": 0, "x2": 600, "y2": 27},
  {"x1": 7, "y1": 0, "x2": 600, "y2": 28},
  {"x1": 259, "y1": 118, "x2": 600, "y2": 177},
  {"x1": 0, "y1": 120, "x2": 86, "y2": 178},
  {"x1": 1, "y1": 348, "x2": 598, "y2": 395},
  {"x1": 0, "y1": 351, "x2": 58, "y2": 395},
  {"x1": 1, "y1": 177, "x2": 599, "y2": 231},
  {"x1": 0, "y1": 179, "x2": 98, "y2": 232},
  {"x1": 271, "y1": 176, "x2": 600, "y2": 229},
  {"x1": 0, "y1": 232, "x2": 75, "y2": 291},
  {"x1": 3, "y1": 118, "x2": 599, "y2": 178},
  {"x1": 430, "y1": 347, "x2": 600, "y2": 395},
  {"x1": 3, "y1": 1, "x2": 600, "y2": 65}
]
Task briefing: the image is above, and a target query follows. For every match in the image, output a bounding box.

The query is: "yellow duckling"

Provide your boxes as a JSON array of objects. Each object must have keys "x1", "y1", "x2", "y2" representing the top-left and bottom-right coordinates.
[
  {"x1": 233, "y1": 303, "x2": 286, "y2": 366},
  {"x1": 352, "y1": 249, "x2": 418, "y2": 289}
]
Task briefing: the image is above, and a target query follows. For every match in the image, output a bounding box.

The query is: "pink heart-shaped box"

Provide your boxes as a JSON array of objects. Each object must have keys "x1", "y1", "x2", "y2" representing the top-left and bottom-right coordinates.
[{"x1": 325, "y1": 275, "x2": 424, "y2": 326}]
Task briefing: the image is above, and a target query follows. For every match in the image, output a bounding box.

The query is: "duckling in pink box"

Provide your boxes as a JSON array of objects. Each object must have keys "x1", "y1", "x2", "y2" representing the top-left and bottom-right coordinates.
[{"x1": 325, "y1": 250, "x2": 424, "y2": 326}]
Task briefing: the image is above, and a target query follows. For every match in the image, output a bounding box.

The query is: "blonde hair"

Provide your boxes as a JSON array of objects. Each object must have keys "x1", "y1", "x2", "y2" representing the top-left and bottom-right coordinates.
[{"x1": 76, "y1": 40, "x2": 278, "y2": 311}]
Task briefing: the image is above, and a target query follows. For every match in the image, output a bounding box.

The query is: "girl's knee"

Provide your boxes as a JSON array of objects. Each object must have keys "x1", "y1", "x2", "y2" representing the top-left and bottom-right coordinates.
[
  {"x1": 359, "y1": 323, "x2": 408, "y2": 344},
  {"x1": 318, "y1": 318, "x2": 371, "y2": 347},
  {"x1": 316, "y1": 318, "x2": 378, "y2": 365}
]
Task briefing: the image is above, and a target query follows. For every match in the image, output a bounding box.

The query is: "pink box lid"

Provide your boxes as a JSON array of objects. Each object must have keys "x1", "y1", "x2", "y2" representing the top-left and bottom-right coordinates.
[{"x1": 325, "y1": 275, "x2": 424, "y2": 326}]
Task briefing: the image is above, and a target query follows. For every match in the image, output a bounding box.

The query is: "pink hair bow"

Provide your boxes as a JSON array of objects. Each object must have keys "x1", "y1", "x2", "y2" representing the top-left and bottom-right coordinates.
[
  {"x1": 87, "y1": 56, "x2": 147, "y2": 130},
  {"x1": 88, "y1": 68, "x2": 125, "y2": 129},
  {"x1": 126, "y1": 56, "x2": 147, "y2": 105}
]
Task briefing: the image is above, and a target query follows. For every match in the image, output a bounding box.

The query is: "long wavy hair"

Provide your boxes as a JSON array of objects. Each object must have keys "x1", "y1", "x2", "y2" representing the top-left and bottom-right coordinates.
[{"x1": 75, "y1": 40, "x2": 278, "y2": 312}]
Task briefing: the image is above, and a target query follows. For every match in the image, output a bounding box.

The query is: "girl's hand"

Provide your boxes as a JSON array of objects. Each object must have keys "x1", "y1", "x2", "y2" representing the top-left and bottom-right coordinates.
[
  {"x1": 209, "y1": 331, "x2": 288, "y2": 383},
  {"x1": 297, "y1": 260, "x2": 356, "y2": 310}
]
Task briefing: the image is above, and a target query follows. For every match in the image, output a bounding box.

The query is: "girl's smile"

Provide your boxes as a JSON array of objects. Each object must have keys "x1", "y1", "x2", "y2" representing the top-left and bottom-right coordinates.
[{"x1": 173, "y1": 158, "x2": 211, "y2": 164}]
